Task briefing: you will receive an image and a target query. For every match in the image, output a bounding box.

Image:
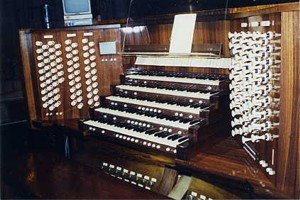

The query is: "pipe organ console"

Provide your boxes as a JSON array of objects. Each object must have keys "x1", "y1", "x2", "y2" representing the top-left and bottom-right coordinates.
[{"x1": 19, "y1": 2, "x2": 299, "y2": 199}]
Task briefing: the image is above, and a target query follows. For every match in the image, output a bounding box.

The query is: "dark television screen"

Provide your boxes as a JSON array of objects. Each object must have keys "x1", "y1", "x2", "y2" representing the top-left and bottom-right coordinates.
[{"x1": 63, "y1": 0, "x2": 91, "y2": 14}]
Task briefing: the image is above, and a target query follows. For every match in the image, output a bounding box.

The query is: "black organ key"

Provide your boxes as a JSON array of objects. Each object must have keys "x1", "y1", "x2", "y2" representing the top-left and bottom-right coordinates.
[
  {"x1": 118, "y1": 122, "x2": 127, "y2": 127},
  {"x1": 156, "y1": 115, "x2": 166, "y2": 119},
  {"x1": 178, "y1": 136, "x2": 189, "y2": 142},
  {"x1": 190, "y1": 103, "x2": 204, "y2": 109},
  {"x1": 145, "y1": 129, "x2": 157, "y2": 135},
  {"x1": 167, "y1": 134, "x2": 182, "y2": 141},
  {"x1": 189, "y1": 120, "x2": 199, "y2": 125},
  {"x1": 138, "y1": 127, "x2": 149, "y2": 132},
  {"x1": 154, "y1": 131, "x2": 169, "y2": 138},
  {"x1": 147, "y1": 112, "x2": 157, "y2": 117},
  {"x1": 160, "y1": 132, "x2": 172, "y2": 138},
  {"x1": 189, "y1": 104, "x2": 200, "y2": 109},
  {"x1": 166, "y1": 116, "x2": 180, "y2": 121},
  {"x1": 132, "y1": 127, "x2": 144, "y2": 132},
  {"x1": 126, "y1": 125, "x2": 135, "y2": 130},
  {"x1": 153, "y1": 132, "x2": 162, "y2": 137},
  {"x1": 179, "y1": 118, "x2": 192, "y2": 123}
]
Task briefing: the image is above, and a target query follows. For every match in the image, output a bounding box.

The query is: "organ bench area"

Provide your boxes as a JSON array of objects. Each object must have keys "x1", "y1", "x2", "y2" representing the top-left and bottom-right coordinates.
[{"x1": 19, "y1": 2, "x2": 299, "y2": 199}]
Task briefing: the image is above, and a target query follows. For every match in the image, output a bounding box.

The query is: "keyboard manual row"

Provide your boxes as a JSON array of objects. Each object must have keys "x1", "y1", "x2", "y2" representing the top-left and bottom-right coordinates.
[
  {"x1": 80, "y1": 118, "x2": 196, "y2": 156},
  {"x1": 90, "y1": 107, "x2": 204, "y2": 135},
  {"x1": 105, "y1": 96, "x2": 211, "y2": 120},
  {"x1": 123, "y1": 73, "x2": 228, "y2": 92},
  {"x1": 127, "y1": 69, "x2": 227, "y2": 80},
  {"x1": 114, "y1": 85, "x2": 217, "y2": 106}
]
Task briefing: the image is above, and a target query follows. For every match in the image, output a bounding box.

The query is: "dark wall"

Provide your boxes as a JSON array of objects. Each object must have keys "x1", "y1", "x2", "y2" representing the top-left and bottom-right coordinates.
[{"x1": 92, "y1": 0, "x2": 130, "y2": 20}]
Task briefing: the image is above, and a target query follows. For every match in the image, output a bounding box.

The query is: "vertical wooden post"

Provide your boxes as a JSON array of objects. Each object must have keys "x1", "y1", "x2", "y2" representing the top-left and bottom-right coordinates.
[
  {"x1": 19, "y1": 30, "x2": 37, "y2": 127},
  {"x1": 277, "y1": 11, "x2": 300, "y2": 198}
]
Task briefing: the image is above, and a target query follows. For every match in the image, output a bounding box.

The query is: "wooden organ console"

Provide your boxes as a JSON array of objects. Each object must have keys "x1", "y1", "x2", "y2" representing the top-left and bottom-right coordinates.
[{"x1": 19, "y1": 2, "x2": 299, "y2": 199}]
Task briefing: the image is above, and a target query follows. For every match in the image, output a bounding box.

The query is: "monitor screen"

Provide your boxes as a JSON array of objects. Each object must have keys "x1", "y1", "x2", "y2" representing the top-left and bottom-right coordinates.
[{"x1": 63, "y1": 0, "x2": 91, "y2": 14}]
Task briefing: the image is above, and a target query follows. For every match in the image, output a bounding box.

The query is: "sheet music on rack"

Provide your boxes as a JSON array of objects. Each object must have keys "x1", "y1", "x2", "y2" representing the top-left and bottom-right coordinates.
[{"x1": 169, "y1": 14, "x2": 197, "y2": 54}]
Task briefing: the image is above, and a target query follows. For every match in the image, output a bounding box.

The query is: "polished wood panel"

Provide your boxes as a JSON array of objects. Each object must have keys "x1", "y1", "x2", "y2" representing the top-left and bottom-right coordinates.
[
  {"x1": 71, "y1": 136, "x2": 176, "y2": 195},
  {"x1": 99, "y1": 28, "x2": 123, "y2": 88},
  {"x1": 176, "y1": 136, "x2": 271, "y2": 186},
  {"x1": 175, "y1": 137, "x2": 288, "y2": 198},
  {"x1": 186, "y1": 177, "x2": 240, "y2": 199},
  {"x1": 227, "y1": 2, "x2": 299, "y2": 19},
  {"x1": 194, "y1": 21, "x2": 230, "y2": 56},
  {"x1": 2, "y1": 151, "x2": 166, "y2": 199},
  {"x1": 123, "y1": 21, "x2": 230, "y2": 56},
  {"x1": 276, "y1": 11, "x2": 300, "y2": 198}
]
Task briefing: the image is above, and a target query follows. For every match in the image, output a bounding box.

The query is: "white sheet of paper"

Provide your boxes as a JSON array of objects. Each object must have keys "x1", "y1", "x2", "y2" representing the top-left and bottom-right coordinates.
[{"x1": 169, "y1": 14, "x2": 197, "y2": 54}]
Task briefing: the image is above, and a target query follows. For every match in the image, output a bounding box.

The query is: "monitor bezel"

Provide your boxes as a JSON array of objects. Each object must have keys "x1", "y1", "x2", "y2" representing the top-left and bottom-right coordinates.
[{"x1": 62, "y1": 0, "x2": 92, "y2": 15}]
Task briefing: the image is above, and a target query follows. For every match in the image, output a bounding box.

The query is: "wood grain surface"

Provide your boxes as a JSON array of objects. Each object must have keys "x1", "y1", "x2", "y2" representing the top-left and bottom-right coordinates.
[{"x1": 276, "y1": 11, "x2": 300, "y2": 198}]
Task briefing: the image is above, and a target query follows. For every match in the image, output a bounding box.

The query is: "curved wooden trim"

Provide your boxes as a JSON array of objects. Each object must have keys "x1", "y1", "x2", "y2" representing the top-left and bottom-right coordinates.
[{"x1": 96, "y1": 2, "x2": 300, "y2": 25}]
